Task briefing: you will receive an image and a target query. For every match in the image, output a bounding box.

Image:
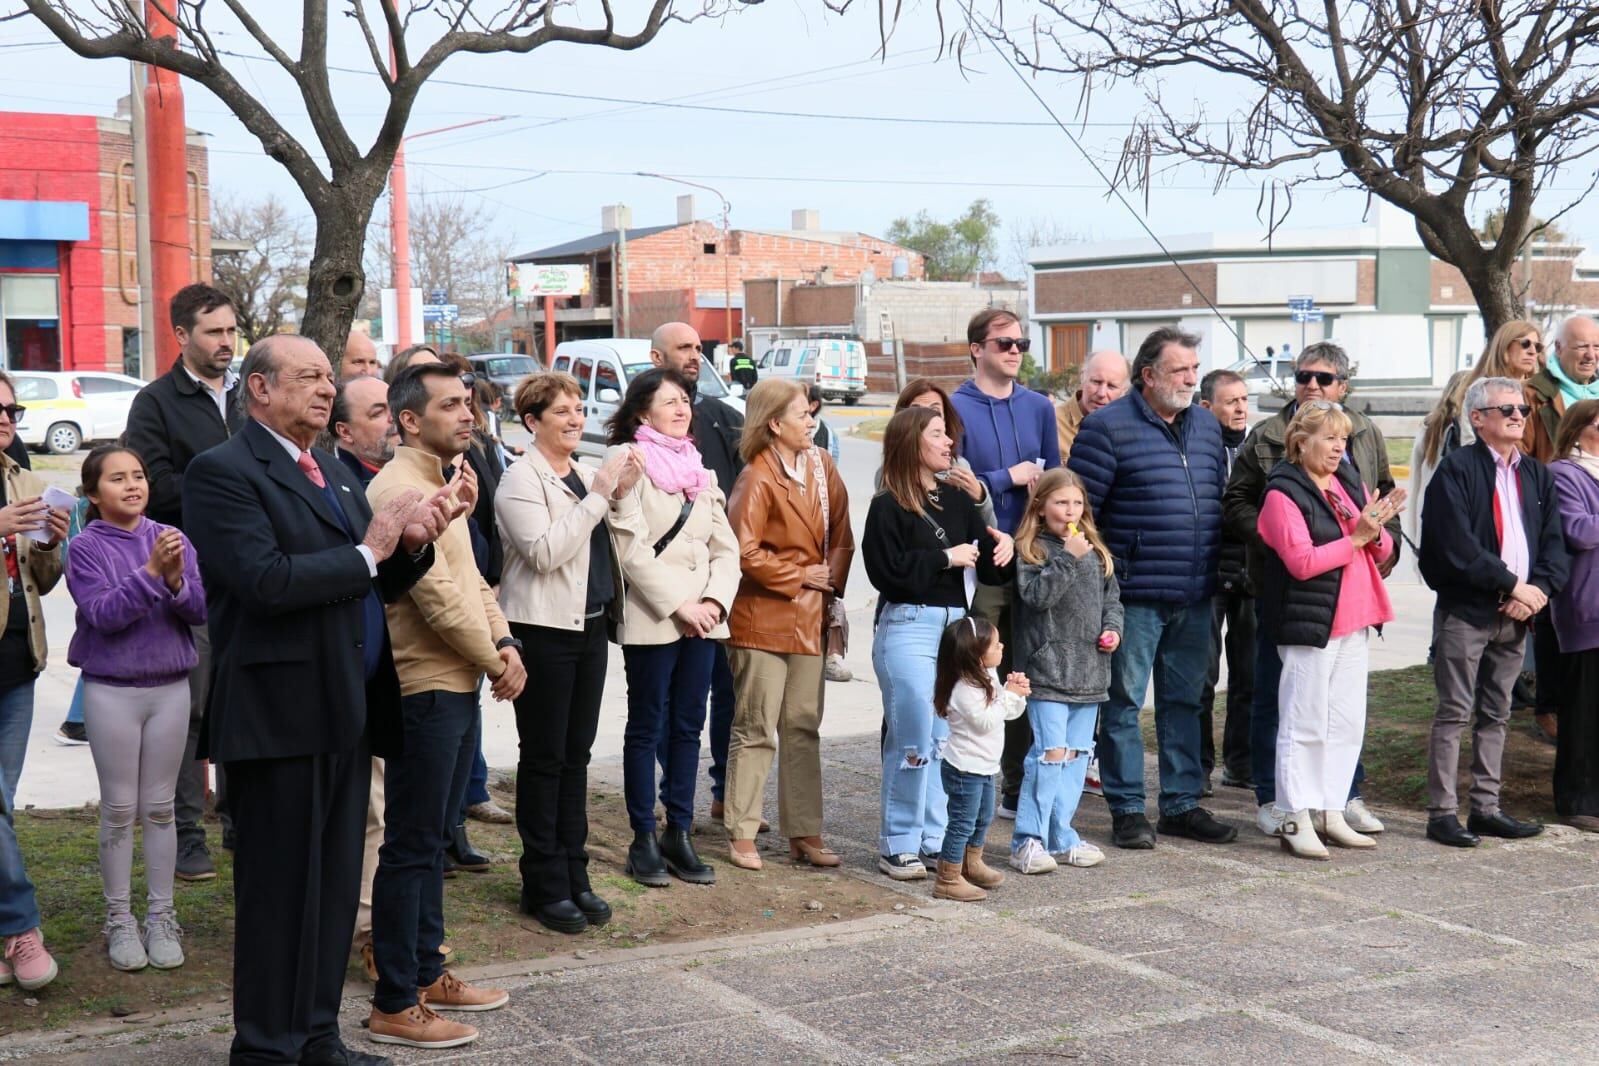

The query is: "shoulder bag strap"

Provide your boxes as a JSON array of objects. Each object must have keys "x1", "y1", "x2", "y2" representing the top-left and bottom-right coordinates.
[{"x1": 652, "y1": 494, "x2": 696, "y2": 557}]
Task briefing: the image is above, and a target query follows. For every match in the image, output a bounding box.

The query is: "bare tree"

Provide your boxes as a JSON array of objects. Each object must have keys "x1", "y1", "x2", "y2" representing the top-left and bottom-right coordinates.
[
  {"x1": 974, "y1": 1, "x2": 1599, "y2": 339},
  {"x1": 212, "y1": 193, "x2": 311, "y2": 341},
  {"x1": 366, "y1": 187, "x2": 513, "y2": 331},
  {"x1": 1005, "y1": 215, "x2": 1085, "y2": 280}
]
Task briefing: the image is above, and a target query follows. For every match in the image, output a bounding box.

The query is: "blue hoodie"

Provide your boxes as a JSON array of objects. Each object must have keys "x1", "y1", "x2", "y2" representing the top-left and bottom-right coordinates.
[{"x1": 951, "y1": 379, "x2": 1062, "y2": 534}]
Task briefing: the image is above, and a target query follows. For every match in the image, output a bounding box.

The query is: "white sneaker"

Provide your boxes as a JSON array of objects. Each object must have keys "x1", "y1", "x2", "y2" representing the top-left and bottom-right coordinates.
[
  {"x1": 1008, "y1": 838, "x2": 1058, "y2": 874},
  {"x1": 1255, "y1": 803, "x2": 1287, "y2": 837},
  {"x1": 1344, "y1": 797, "x2": 1385, "y2": 834},
  {"x1": 1058, "y1": 842, "x2": 1105, "y2": 868},
  {"x1": 824, "y1": 655, "x2": 853, "y2": 682},
  {"x1": 1084, "y1": 758, "x2": 1102, "y2": 796},
  {"x1": 105, "y1": 915, "x2": 147, "y2": 972}
]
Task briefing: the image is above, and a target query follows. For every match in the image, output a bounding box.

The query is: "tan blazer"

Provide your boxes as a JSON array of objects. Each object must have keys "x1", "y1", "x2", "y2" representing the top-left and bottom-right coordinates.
[
  {"x1": 0, "y1": 454, "x2": 61, "y2": 671},
  {"x1": 604, "y1": 444, "x2": 740, "y2": 646},
  {"x1": 495, "y1": 447, "x2": 625, "y2": 632}
]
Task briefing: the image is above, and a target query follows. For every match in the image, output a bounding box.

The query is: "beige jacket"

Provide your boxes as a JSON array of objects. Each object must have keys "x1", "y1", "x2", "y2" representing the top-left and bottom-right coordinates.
[
  {"x1": 1056, "y1": 396, "x2": 1085, "y2": 461},
  {"x1": 1, "y1": 455, "x2": 61, "y2": 671},
  {"x1": 604, "y1": 443, "x2": 740, "y2": 646},
  {"x1": 368, "y1": 446, "x2": 510, "y2": 695},
  {"x1": 495, "y1": 447, "x2": 625, "y2": 632}
]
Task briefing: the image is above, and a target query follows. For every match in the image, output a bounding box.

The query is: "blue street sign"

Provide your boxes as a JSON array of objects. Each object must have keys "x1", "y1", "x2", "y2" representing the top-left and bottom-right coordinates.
[
  {"x1": 427, "y1": 288, "x2": 448, "y2": 305},
  {"x1": 1290, "y1": 309, "x2": 1324, "y2": 323},
  {"x1": 422, "y1": 303, "x2": 459, "y2": 324},
  {"x1": 1287, "y1": 296, "x2": 1316, "y2": 311}
]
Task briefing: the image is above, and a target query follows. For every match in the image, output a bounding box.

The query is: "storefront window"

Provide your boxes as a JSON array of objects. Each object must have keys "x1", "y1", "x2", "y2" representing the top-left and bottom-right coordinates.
[{"x1": 0, "y1": 275, "x2": 62, "y2": 372}]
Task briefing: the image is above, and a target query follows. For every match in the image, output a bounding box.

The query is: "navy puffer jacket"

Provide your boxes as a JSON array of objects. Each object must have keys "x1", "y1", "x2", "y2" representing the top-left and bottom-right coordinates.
[{"x1": 1067, "y1": 388, "x2": 1226, "y2": 605}]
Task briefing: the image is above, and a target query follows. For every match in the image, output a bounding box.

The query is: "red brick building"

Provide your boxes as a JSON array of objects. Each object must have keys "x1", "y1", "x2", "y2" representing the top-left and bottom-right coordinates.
[{"x1": 0, "y1": 110, "x2": 213, "y2": 374}]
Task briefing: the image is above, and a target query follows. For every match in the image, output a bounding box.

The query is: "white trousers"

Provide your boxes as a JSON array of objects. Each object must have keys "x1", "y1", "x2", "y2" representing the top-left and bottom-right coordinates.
[{"x1": 1275, "y1": 630, "x2": 1368, "y2": 813}]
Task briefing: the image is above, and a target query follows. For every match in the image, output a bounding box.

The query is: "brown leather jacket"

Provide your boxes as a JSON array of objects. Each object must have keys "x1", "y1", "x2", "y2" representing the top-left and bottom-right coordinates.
[{"x1": 726, "y1": 447, "x2": 854, "y2": 656}]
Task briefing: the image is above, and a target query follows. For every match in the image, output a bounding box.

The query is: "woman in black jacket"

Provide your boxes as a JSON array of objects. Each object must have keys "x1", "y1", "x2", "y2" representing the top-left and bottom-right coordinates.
[{"x1": 864, "y1": 405, "x2": 1013, "y2": 880}]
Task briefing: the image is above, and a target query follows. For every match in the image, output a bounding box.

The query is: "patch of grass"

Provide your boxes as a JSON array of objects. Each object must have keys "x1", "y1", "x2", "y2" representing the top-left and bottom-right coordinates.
[
  {"x1": 1387, "y1": 437, "x2": 1414, "y2": 468},
  {"x1": 851, "y1": 417, "x2": 890, "y2": 441}
]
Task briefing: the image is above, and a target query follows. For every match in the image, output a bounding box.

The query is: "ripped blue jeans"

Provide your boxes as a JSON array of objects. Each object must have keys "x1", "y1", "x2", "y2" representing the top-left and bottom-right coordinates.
[
  {"x1": 1013, "y1": 698, "x2": 1099, "y2": 854},
  {"x1": 873, "y1": 603, "x2": 964, "y2": 856}
]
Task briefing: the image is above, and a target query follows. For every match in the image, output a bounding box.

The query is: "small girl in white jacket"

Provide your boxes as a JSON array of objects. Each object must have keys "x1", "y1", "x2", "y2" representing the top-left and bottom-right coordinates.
[{"x1": 931, "y1": 616, "x2": 1029, "y2": 902}]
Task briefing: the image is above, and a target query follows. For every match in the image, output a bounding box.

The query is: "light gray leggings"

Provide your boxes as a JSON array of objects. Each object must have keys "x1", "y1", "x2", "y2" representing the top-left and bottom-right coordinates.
[{"x1": 83, "y1": 679, "x2": 190, "y2": 917}]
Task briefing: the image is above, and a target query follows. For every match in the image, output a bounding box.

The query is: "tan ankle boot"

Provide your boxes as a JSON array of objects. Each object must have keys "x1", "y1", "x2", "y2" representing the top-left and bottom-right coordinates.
[
  {"x1": 962, "y1": 845, "x2": 1005, "y2": 889},
  {"x1": 1279, "y1": 809, "x2": 1330, "y2": 861},
  {"x1": 933, "y1": 859, "x2": 987, "y2": 901},
  {"x1": 1320, "y1": 808, "x2": 1376, "y2": 849}
]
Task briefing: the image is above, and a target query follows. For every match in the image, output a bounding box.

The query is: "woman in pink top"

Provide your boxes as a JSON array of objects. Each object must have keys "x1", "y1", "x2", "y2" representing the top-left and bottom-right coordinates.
[{"x1": 1257, "y1": 401, "x2": 1405, "y2": 860}]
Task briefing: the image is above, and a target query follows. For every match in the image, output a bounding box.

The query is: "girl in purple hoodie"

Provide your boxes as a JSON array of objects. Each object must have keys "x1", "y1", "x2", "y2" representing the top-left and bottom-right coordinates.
[{"x1": 65, "y1": 445, "x2": 205, "y2": 973}]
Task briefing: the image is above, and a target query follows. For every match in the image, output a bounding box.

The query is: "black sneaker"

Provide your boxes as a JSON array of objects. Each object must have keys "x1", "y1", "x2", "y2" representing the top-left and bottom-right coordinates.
[
  {"x1": 877, "y1": 853, "x2": 928, "y2": 880},
  {"x1": 1157, "y1": 806, "x2": 1238, "y2": 844},
  {"x1": 917, "y1": 850, "x2": 940, "y2": 870},
  {"x1": 54, "y1": 721, "x2": 88, "y2": 746},
  {"x1": 1111, "y1": 812, "x2": 1157, "y2": 850},
  {"x1": 174, "y1": 839, "x2": 216, "y2": 882}
]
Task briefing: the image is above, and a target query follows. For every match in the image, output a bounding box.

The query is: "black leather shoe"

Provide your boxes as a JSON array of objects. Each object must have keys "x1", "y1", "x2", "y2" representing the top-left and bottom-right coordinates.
[
  {"x1": 574, "y1": 890, "x2": 612, "y2": 927},
  {"x1": 658, "y1": 827, "x2": 716, "y2": 885},
  {"x1": 626, "y1": 830, "x2": 671, "y2": 887},
  {"x1": 1220, "y1": 770, "x2": 1253, "y2": 790},
  {"x1": 301, "y1": 1039, "x2": 393, "y2": 1065},
  {"x1": 1111, "y1": 812, "x2": 1157, "y2": 850},
  {"x1": 1468, "y1": 809, "x2": 1545, "y2": 839},
  {"x1": 1426, "y1": 814, "x2": 1480, "y2": 848},
  {"x1": 1158, "y1": 806, "x2": 1238, "y2": 843},
  {"x1": 525, "y1": 898, "x2": 588, "y2": 934},
  {"x1": 442, "y1": 850, "x2": 458, "y2": 878},
  {"x1": 446, "y1": 824, "x2": 490, "y2": 872}
]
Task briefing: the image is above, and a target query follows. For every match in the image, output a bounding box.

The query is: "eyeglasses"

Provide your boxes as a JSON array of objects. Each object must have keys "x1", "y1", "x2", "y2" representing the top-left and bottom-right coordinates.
[
  {"x1": 982, "y1": 337, "x2": 1032, "y2": 354},
  {"x1": 1477, "y1": 404, "x2": 1532, "y2": 419},
  {"x1": 1517, "y1": 337, "x2": 1546, "y2": 353},
  {"x1": 1295, "y1": 370, "x2": 1345, "y2": 387},
  {"x1": 0, "y1": 404, "x2": 26, "y2": 423}
]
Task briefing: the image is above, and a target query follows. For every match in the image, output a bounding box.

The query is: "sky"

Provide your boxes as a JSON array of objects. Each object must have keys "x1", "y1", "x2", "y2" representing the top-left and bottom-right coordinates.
[{"x1": 4, "y1": 2, "x2": 1599, "y2": 272}]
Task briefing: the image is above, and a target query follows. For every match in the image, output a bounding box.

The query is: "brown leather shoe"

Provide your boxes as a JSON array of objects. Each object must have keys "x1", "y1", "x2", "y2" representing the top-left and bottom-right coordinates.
[
  {"x1": 1568, "y1": 815, "x2": 1599, "y2": 833},
  {"x1": 368, "y1": 1002, "x2": 477, "y2": 1049},
  {"x1": 419, "y1": 970, "x2": 509, "y2": 1012}
]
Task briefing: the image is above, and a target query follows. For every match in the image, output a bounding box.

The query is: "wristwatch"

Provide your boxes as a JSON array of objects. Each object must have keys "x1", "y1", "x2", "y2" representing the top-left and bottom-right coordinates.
[{"x1": 495, "y1": 636, "x2": 524, "y2": 654}]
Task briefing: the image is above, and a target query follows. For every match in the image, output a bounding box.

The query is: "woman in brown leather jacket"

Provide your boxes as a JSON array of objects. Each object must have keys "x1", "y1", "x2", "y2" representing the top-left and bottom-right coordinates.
[{"x1": 723, "y1": 379, "x2": 854, "y2": 870}]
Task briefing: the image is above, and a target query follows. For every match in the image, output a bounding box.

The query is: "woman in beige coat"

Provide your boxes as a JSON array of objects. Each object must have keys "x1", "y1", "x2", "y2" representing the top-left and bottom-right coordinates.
[{"x1": 605, "y1": 367, "x2": 740, "y2": 888}]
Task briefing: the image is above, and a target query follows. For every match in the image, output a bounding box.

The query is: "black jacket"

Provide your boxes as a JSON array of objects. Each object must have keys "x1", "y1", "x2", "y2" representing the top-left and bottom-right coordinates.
[
  {"x1": 1419, "y1": 440, "x2": 1569, "y2": 626},
  {"x1": 1217, "y1": 425, "x2": 1248, "y2": 595},
  {"x1": 693, "y1": 395, "x2": 745, "y2": 499},
  {"x1": 863, "y1": 485, "x2": 1010, "y2": 611},
  {"x1": 1260, "y1": 459, "x2": 1370, "y2": 649},
  {"x1": 124, "y1": 362, "x2": 244, "y2": 529},
  {"x1": 335, "y1": 446, "x2": 379, "y2": 488},
  {"x1": 462, "y1": 434, "x2": 504, "y2": 585},
  {"x1": 183, "y1": 420, "x2": 432, "y2": 763}
]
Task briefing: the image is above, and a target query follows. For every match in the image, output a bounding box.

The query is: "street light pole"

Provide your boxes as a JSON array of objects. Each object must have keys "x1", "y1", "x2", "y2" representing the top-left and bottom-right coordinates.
[{"x1": 637, "y1": 172, "x2": 733, "y2": 368}]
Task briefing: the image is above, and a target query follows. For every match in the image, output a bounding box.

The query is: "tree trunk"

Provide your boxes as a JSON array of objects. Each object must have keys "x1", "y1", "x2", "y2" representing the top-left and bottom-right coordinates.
[
  {"x1": 301, "y1": 193, "x2": 376, "y2": 373},
  {"x1": 1458, "y1": 259, "x2": 1524, "y2": 346}
]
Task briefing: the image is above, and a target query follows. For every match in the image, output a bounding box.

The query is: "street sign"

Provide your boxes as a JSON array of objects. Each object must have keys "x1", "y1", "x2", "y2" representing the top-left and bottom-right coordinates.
[
  {"x1": 422, "y1": 303, "x2": 459, "y2": 324},
  {"x1": 1290, "y1": 309, "x2": 1325, "y2": 323},
  {"x1": 507, "y1": 263, "x2": 590, "y2": 299},
  {"x1": 427, "y1": 288, "x2": 448, "y2": 305},
  {"x1": 1287, "y1": 295, "x2": 1315, "y2": 310}
]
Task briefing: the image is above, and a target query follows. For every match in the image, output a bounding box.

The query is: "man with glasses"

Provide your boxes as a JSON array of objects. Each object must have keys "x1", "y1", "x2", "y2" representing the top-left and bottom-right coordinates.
[
  {"x1": 1528, "y1": 315, "x2": 1599, "y2": 462},
  {"x1": 1222, "y1": 341, "x2": 1399, "y2": 838},
  {"x1": 1419, "y1": 376, "x2": 1569, "y2": 847},
  {"x1": 952, "y1": 308, "x2": 1060, "y2": 821}
]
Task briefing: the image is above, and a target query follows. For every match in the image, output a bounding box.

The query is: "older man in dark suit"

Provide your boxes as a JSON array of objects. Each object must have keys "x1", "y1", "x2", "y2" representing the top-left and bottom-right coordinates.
[{"x1": 184, "y1": 333, "x2": 455, "y2": 1066}]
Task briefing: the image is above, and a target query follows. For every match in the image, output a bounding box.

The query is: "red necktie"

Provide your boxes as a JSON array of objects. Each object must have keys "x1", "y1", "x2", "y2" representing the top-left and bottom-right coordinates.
[{"x1": 297, "y1": 451, "x2": 326, "y2": 489}]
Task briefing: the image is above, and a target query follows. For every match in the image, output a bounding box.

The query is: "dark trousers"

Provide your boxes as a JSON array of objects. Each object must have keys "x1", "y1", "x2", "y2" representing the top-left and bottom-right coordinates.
[
  {"x1": 226, "y1": 744, "x2": 370, "y2": 1064},
  {"x1": 1200, "y1": 590, "x2": 1255, "y2": 782},
  {"x1": 372, "y1": 689, "x2": 478, "y2": 1015},
  {"x1": 1556, "y1": 646, "x2": 1599, "y2": 817},
  {"x1": 624, "y1": 637, "x2": 714, "y2": 832},
  {"x1": 513, "y1": 619, "x2": 605, "y2": 906},
  {"x1": 1535, "y1": 616, "x2": 1564, "y2": 720},
  {"x1": 1251, "y1": 599, "x2": 1364, "y2": 807},
  {"x1": 176, "y1": 623, "x2": 229, "y2": 846},
  {"x1": 657, "y1": 640, "x2": 735, "y2": 804}
]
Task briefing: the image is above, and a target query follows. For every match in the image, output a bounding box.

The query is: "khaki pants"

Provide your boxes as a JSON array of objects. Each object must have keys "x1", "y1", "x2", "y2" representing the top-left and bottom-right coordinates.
[
  {"x1": 352, "y1": 756, "x2": 385, "y2": 951},
  {"x1": 724, "y1": 647, "x2": 825, "y2": 841},
  {"x1": 1427, "y1": 608, "x2": 1527, "y2": 818}
]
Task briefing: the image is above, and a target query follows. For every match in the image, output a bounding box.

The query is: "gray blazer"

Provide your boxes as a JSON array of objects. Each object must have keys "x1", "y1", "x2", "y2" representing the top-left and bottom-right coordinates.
[{"x1": 1014, "y1": 532, "x2": 1124, "y2": 704}]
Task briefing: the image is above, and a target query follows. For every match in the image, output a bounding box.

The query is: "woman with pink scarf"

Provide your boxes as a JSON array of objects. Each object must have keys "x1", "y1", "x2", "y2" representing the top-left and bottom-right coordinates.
[{"x1": 604, "y1": 367, "x2": 740, "y2": 888}]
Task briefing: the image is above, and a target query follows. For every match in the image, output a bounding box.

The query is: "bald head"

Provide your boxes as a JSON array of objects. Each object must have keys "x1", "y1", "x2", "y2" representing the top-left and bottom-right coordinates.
[
  {"x1": 1556, "y1": 315, "x2": 1599, "y2": 384},
  {"x1": 1079, "y1": 349, "x2": 1131, "y2": 414},
  {"x1": 342, "y1": 328, "x2": 380, "y2": 379},
  {"x1": 239, "y1": 334, "x2": 336, "y2": 447},
  {"x1": 650, "y1": 322, "x2": 703, "y2": 386}
]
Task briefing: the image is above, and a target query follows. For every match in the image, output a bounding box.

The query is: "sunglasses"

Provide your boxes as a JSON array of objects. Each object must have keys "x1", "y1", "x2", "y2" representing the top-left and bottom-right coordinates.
[
  {"x1": 983, "y1": 337, "x2": 1032, "y2": 354},
  {"x1": 1295, "y1": 370, "x2": 1345, "y2": 387},
  {"x1": 0, "y1": 404, "x2": 26, "y2": 423},
  {"x1": 1477, "y1": 404, "x2": 1532, "y2": 419},
  {"x1": 459, "y1": 372, "x2": 477, "y2": 390},
  {"x1": 1516, "y1": 337, "x2": 1546, "y2": 354}
]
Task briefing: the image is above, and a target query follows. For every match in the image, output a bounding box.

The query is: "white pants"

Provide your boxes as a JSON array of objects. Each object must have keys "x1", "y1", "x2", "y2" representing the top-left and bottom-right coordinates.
[{"x1": 1275, "y1": 630, "x2": 1368, "y2": 813}]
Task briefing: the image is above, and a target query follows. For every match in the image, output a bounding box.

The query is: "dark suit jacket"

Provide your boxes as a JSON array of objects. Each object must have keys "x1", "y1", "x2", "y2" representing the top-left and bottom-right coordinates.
[
  {"x1": 183, "y1": 420, "x2": 432, "y2": 763},
  {"x1": 693, "y1": 395, "x2": 745, "y2": 498},
  {"x1": 125, "y1": 362, "x2": 245, "y2": 529}
]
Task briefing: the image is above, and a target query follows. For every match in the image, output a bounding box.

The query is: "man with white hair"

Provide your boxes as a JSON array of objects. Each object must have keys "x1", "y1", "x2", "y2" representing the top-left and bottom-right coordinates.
[
  {"x1": 1419, "y1": 376, "x2": 1569, "y2": 848},
  {"x1": 1056, "y1": 349, "x2": 1131, "y2": 459}
]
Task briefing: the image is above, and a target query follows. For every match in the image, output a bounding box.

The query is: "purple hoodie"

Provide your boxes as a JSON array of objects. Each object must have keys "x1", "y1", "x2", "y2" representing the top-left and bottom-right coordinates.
[{"x1": 66, "y1": 516, "x2": 205, "y2": 687}]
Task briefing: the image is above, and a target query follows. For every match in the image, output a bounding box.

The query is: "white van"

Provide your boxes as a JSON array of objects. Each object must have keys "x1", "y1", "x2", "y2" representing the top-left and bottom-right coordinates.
[
  {"x1": 758, "y1": 338, "x2": 868, "y2": 404},
  {"x1": 549, "y1": 338, "x2": 742, "y2": 460}
]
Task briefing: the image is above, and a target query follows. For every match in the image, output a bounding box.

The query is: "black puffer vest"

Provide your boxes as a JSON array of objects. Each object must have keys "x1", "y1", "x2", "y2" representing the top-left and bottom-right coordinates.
[{"x1": 1260, "y1": 459, "x2": 1370, "y2": 649}]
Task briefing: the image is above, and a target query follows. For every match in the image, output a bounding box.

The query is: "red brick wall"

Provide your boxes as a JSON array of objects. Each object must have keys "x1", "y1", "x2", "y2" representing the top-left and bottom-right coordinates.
[
  {"x1": 1035, "y1": 263, "x2": 1218, "y2": 314},
  {"x1": 864, "y1": 341, "x2": 970, "y2": 393}
]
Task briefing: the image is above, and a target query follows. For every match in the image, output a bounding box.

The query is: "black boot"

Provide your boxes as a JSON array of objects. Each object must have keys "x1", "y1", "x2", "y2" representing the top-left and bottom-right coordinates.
[
  {"x1": 446, "y1": 824, "x2": 490, "y2": 872},
  {"x1": 658, "y1": 827, "x2": 716, "y2": 885},
  {"x1": 626, "y1": 830, "x2": 671, "y2": 887},
  {"x1": 574, "y1": 890, "x2": 612, "y2": 927}
]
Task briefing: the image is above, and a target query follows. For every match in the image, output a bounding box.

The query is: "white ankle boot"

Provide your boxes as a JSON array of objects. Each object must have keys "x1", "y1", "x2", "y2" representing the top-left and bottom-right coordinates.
[
  {"x1": 1320, "y1": 808, "x2": 1376, "y2": 849},
  {"x1": 1278, "y1": 809, "x2": 1329, "y2": 860}
]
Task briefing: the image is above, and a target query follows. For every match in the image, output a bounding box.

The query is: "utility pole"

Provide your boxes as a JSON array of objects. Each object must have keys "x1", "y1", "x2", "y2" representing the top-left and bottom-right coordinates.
[
  {"x1": 388, "y1": 39, "x2": 412, "y2": 351},
  {"x1": 637, "y1": 173, "x2": 732, "y2": 359},
  {"x1": 144, "y1": 1, "x2": 191, "y2": 373},
  {"x1": 129, "y1": 60, "x2": 156, "y2": 380}
]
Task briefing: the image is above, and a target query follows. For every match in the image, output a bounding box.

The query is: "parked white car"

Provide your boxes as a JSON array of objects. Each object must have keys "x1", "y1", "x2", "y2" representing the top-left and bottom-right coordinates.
[
  {"x1": 12, "y1": 371, "x2": 147, "y2": 454},
  {"x1": 549, "y1": 339, "x2": 742, "y2": 460}
]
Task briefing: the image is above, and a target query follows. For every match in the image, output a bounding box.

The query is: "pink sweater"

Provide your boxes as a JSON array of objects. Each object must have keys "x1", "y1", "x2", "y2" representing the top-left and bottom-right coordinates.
[{"x1": 1258, "y1": 478, "x2": 1395, "y2": 640}]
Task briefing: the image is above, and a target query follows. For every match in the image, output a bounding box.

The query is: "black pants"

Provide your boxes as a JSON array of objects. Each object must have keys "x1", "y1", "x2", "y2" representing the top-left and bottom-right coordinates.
[
  {"x1": 176, "y1": 624, "x2": 230, "y2": 846},
  {"x1": 1556, "y1": 646, "x2": 1599, "y2": 817},
  {"x1": 513, "y1": 619, "x2": 606, "y2": 906},
  {"x1": 372, "y1": 688, "x2": 479, "y2": 1015},
  {"x1": 226, "y1": 744, "x2": 370, "y2": 1064},
  {"x1": 1535, "y1": 615, "x2": 1564, "y2": 720},
  {"x1": 1200, "y1": 590, "x2": 1255, "y2": 781}
]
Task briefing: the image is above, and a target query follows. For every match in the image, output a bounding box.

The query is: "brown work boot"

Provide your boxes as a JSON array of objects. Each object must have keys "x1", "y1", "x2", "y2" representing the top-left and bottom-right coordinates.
[
  {"x1": 419, "y1": 969, "x2": 510, "y2": 1012},
  {"x1": 368, "y1": 1002, "x2": 478, "y2": 1049},
  {"x1": 962, "y1": 845, "x2": 1006, "y2": 889},
  {"x1": 932, "y1": 859, "x2": 987, "y2": 902},
  {"x1": 360, "y1": 942, "x2": 377, "y2": 983}
]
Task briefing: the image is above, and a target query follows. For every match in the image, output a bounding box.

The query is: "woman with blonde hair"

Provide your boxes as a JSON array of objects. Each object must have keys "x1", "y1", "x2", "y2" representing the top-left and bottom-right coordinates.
[{"x1": 722, "y1": 378, "x2": 854, "y2": 870}]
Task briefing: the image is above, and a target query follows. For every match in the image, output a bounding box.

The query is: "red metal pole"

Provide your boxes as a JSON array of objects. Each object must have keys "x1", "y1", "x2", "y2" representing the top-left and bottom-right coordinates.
[
  {"x1": 543, "y1": 295, "x2": 555, "y2": 364},
  {"x1": 145, "y1": 2, "x2": 190, "y2": 372},
  {"x1": 389, "y1": 40, "x2": 413, "y2": 350}
]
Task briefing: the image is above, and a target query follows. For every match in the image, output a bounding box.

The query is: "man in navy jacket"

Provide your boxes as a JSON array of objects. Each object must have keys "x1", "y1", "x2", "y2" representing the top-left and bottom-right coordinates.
[{"x1": 1069, "y1": 326, "x2": 1235, "y2": 849}]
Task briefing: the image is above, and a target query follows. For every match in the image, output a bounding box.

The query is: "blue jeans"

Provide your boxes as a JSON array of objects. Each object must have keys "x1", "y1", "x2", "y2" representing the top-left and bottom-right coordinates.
[
  {"x1": 939, "y1": 762, "x2": 994, "y2": 864},
  {"x1": 0, "y1": 758, "x2": 40, "y2": 937},
  {"x1": 0, "y1": 680, "x2": 37, "y2": 812},
  {"x1": 372, "y1": 688, "x2": 479, "y2": 1015},
  {"x1": 1098, "y1": 601, "x2": 1209, "y2": 818},
  {"x1": 66, "y1": 676, "x2": 84, "y2": 725},
  {"x1": 657, "y1": 641, "x2": 735, "y2": 804},
  {"x1": 1013, "y1": 698, "x2": 1098, "y2": 852},
  {"x1": 463, "y1": 716, "x2": 491, "y2": 811},
  {"x1": 874, "y1": 603, "x2": 962, "y2": 856},
  {"x1": 623, "y1": 638, "x2": 714, "y2": 833}
]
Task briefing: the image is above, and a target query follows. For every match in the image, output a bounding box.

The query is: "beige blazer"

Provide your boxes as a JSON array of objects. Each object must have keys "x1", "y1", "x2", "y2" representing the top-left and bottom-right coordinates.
[
  {"x1": 495, "y1": 447, "x2": 625, "y2": 632},
  {"x1": 604, "y1": 443, "x2": 740, "y2": 646}
]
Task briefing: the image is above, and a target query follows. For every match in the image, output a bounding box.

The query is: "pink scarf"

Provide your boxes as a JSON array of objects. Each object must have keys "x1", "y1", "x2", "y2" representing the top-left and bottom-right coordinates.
[{"x1": 634, "y1": 424, "x2": 711, "y2": 501}]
